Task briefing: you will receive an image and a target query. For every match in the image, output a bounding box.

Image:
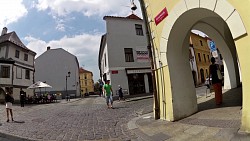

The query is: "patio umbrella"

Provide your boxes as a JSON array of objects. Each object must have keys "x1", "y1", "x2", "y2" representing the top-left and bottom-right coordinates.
[{"x1": 28, "y1": 81, "x2": 52, "y2": 95}]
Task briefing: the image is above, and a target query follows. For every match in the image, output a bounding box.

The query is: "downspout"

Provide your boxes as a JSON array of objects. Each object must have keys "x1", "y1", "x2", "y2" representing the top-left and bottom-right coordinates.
[{"x1": 139, "y1": 0, "x2": 160, "y2": 119}]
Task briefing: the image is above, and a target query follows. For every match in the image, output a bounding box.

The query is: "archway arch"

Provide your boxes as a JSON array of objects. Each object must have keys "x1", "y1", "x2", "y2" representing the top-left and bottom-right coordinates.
[{"x1": 156, "y1": 0, "x2": 246, "y2": 130}]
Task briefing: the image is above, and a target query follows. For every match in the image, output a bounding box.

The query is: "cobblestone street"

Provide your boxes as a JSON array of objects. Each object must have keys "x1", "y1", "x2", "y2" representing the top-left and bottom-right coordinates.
[{"x1": 0, "y1": 96, "x2": 153, "y2": 141}]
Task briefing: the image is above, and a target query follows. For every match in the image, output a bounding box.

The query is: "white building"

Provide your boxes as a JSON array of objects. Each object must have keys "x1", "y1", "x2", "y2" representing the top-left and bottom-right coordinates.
[
  {"x1": 0, "y1": 27, "x2": 36, "y2": 102},
  {"x1": 98, "y1": 14, "x2": 152, "y2": 95},
  {"x1": 35, "y1": 47, "x2": 80, "y2": 98}
]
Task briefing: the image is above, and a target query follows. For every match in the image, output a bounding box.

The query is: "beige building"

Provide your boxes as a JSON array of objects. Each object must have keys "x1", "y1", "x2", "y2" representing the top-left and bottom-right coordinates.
[
  {"x1": 190, "y1": 33, "x2": 211, "y2": 85},
  {"x1": 79, "y1": 68, "x2": 94, "y2": 95},
  {"x1": 141, "y1": 0, "x2": 250, "y2": 133}
]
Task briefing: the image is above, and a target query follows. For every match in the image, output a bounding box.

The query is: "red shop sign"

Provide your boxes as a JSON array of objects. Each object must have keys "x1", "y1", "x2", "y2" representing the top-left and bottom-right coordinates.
[
  {"x1": 111, "y1": 70, "x2": 118, "y2": 74},
  {"x1": 154, "y1": 8, "x2": 168, "y2": 26}
]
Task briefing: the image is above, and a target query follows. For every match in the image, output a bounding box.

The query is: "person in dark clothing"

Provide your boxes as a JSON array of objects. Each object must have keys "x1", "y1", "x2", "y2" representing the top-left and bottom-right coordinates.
[
  {"x1": 209, "y1": 57, "x2": 223, "y2": 105},
  {"x1": 20, "y1": 88, "x2": 25, "y2": 107},
  {"x1": 5, "y1": 87, "x2": 14, "y2": 122},
  {"x1": 118, "y1": 85, "x2": 125, "y2": 101}
]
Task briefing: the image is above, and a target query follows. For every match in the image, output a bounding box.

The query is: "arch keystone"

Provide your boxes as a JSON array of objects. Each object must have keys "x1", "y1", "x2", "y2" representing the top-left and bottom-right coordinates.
[
  {"x1": 185, "y1": 0, "x2": 199, "y2": 10},
  {"x1": 200, "y1": 0, "x2": 217, "y2": 11}
]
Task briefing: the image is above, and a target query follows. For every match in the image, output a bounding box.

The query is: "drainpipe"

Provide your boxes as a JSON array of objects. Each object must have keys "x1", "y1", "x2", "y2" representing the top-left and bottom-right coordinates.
[{"x1": 139, "y1": 0, "x2": 160, "y2": 119}]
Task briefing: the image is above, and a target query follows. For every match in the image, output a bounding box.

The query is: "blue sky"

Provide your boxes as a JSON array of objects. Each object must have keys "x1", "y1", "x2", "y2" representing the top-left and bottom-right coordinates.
[{"x1": 0, "y1": 0, "x2": 142, "y2": 82}]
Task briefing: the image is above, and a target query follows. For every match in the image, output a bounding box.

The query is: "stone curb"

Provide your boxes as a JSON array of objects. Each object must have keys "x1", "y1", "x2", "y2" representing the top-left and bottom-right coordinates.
[{"x1": 0, "y1": 131, "x2": 33, "y2": 141}]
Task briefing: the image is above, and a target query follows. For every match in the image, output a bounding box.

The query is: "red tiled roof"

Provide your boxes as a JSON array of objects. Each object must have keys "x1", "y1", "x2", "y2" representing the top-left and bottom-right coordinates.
[
  {"x1": 79, "y1": 67, "x2": 92, "y2": 74},
  {"x1": 103, "y1": 14, "x2": 142, "y2": 20},
  {"x1": 0, "y1": 31, "x2": 36, "y2": 55}
]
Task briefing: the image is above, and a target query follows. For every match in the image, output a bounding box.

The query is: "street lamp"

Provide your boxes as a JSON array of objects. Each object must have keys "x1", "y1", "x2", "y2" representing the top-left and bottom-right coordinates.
[
  {"x1": 66, "y1": 71, "x2": 71, "y2": 101},
  {"x1": 137, "y1": 0, "x2": 160, "y2": 119}
]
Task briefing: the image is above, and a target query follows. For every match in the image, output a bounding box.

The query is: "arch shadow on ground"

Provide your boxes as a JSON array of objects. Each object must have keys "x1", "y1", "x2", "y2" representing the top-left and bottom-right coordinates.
[{"x1": 198, "y1": 86, "x2": 242, "y2": 111}]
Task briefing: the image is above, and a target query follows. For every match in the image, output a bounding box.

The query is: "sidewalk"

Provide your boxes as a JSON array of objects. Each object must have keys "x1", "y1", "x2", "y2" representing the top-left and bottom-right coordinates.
[{"x1": 128, "y1": 87, "x2": 250, "y2": 141}]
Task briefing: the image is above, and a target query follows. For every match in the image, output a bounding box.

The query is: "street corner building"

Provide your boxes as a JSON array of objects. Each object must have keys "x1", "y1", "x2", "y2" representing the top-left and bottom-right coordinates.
[
  {"x1": 34, "y1": 47, "x2": 80, "y2": 99},
  {"x1": 98, "y1": 14, "x2": 153, "y2": 96},
  {"x1": 0, "y1": 27, "x2": 36, "y2": 103},
  {"x1": 140, "y1": 0, "x2": 250, "y2": 133}
]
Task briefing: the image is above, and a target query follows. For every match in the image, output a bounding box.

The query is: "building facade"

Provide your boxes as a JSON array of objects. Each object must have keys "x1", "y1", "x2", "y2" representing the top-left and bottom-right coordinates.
[
  {"x1": 141, "y1": 0, "x2": 249, "y2": 132},
  {"x1": 98, "y1": 14, "x2": 153, "y2": 95},
  {"x1": 189, "y1": 33, "x2": 211, "y2": 86},
  {"x1": 0, "y1": 27, "x2": 36, "y2": 103},
  {"x1": 79, "y1": 67, "x2": 94, "y2": 95},
  {"x1": 35, "y1": 47, "x2": 80, "y2": 98}
]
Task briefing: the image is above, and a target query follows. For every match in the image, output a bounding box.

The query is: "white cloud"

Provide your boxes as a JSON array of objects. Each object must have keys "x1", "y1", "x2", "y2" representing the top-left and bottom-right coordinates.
[
  {"x1": 0, "y1": 0, "x2": 28, "y2": 27},
  {"x1": 35, "y1": 0, "x2": 142, "y2": 17},
  {"x1": 25, "y1": 33, "x2": 102, "y2": 81}
]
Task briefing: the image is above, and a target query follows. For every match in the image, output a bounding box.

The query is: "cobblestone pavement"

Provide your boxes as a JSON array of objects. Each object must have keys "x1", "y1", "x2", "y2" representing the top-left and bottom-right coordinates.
[{"x1": 0, "y1": 96, "x2": 153, "y2": 141}]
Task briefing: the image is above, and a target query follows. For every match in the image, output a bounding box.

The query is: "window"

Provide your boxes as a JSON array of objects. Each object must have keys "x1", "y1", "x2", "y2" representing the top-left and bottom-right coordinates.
[
  {"x1": 24, "y1": 54, "x2": 28, "y2": 61},
  {"x1": 200, "y1": 40, "x2": 203, "y2": 46},
  {"x1": 207, "y1": 55, "x2": 210, "y2": 62},
  {"x1": 203, "y1": 54, "x2": 206, "y2": 62},
  {"x1": 124, "y1": 48, "x2": 134, "y2": 62},
  {"x1": 85, "y1": 80, "x2": 87, "y2": 86},
  {"x1": 206, "y1": 69, "x2": 208, "y2": 77},
  {"x1": 15, "y1": 50, "x2": 20, "y2": 58},
  {"x1": 25, "y1": 69, "x2": 30, "y2": 79},
  {"x1": 16, "y1": 67, "x2": 22, "y2": 79},
  {"x1": 1, "y1": 65, "x2": 10, "y2": 78},
  {"x1": 198, "y1": 53, "x2": 201, "y2": 62},
  {"x1": 135, "y1": 24, "x2": 143, "y2": 36},
  {"x1": 84, "y1": 74, "x2": 87, "y2": 79}
]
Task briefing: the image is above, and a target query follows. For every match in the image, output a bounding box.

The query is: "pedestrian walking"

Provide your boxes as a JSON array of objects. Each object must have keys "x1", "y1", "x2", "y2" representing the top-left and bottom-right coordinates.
[
  {"x1": 103, "y1": 80, "x2": 113, "y2": 109},
  {"x1": 99, "y1": 81, "x2": 103, "y2": 97},
  {"x1": 118, "y1": 85, "x2": 125, "y2": 101},
  {"x1": 20, "y1": 88, "x2": 25, "y2": 107},
  {"x1": 209, "y1": 57, "x2": 223, "y2": 105},
  {"x1": 5, "y1": 87, "x2": 14, "y2": 122}
]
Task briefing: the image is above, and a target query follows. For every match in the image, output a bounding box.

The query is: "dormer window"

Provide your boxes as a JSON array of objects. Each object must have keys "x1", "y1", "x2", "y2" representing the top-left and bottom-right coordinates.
[{"x1": 15, "y1": 50, "x2": 20, "y2": 58}]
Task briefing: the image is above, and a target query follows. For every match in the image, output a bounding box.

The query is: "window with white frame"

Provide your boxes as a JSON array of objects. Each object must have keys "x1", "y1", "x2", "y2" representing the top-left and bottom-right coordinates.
[
  {"x1": 124, "y1": 48, "x2": 134, "y2": 62},
  {"x1": 135, "y1": 24, "x2": 144, "y2": 36},
  {"x1": 0, "y1": 65, "x2": 10, "y2": 78},
  {"x1": 15, "y1": 50, "x2": 20, "y2": 58},
  {"x1": 24, "y1": 54, "x2": 28, "y2": 61},
  {"x1": 25, "y1": 69, "x2": 30, "y2": 79}
]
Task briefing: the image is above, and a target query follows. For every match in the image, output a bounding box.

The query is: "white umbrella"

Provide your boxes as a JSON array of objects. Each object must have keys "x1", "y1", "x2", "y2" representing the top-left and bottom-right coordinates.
[
  {"x1": 28, "y1": 81, "x2": 52, "y2": 95},
  {"x1": 28, "y1": 81, "x2": 52, "y2": 89}
]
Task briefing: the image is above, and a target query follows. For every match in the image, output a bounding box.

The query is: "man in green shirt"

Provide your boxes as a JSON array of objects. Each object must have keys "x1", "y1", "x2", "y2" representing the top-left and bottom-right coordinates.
[{"x1": 103, "y1": 80, "x2": 113, "y2": 108}]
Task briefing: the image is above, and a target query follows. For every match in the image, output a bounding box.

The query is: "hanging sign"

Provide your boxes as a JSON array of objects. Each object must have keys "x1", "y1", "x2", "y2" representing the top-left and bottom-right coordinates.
[{"x1": 154, "y1": 7, "x2": 168, "y2": 26}]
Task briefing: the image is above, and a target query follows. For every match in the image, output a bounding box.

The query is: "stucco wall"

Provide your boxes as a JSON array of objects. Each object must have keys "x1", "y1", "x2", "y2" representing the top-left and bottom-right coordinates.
[{"x1": 142, "y1": 0, "x2": 250, "y2": 132}]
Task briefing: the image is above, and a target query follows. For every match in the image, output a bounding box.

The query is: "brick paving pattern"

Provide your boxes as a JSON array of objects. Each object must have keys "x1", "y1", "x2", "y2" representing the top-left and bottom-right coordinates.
[{"x1": 0, "y1": 96, "x2": 153, "y2": 141}]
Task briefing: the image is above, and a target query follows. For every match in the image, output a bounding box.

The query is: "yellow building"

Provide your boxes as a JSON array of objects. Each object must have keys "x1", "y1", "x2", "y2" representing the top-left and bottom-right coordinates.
[
  {"x1": 190, "y1": 33, "x2": 211, "y2": 85},
  {"x1": 140, "y1": 0, "x2": 250, "y2": 133},
  {"x1": 79, "y1": 68, "x2": 94, "y2": 95}
]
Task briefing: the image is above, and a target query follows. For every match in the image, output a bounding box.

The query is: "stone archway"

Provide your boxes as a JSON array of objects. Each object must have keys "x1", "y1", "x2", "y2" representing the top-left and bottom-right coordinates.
[{"x1": 155, "y1": 0, "x2": 248, "y2": 132}]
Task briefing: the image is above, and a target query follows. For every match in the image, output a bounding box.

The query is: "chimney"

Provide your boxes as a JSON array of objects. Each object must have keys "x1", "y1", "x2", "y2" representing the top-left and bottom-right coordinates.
[
  {"x1": 1, "y1": 27, "x2": 7, "y2": 36},
  {"x1": 47, "y1": 46, "x2": 51, "y2": 50}
]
